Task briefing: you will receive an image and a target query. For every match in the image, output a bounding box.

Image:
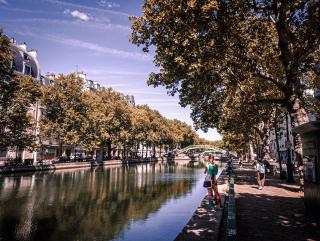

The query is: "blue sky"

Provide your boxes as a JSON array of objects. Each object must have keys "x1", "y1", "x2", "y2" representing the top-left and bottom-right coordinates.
[{"x1": 0, "y1": 0, "x2": 221, "y2": 141}]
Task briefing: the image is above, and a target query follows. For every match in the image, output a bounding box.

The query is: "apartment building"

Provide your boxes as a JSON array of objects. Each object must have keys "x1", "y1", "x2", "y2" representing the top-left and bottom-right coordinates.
[{"x1": 0, "y1": 38, "x2": 41, "y2": 163}]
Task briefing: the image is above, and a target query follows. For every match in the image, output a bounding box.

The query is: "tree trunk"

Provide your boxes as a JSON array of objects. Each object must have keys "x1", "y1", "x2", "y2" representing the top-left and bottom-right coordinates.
[
  {"x1": 97, "y1": 142, "x2": 104, "y2": 162},
  {"x1": 141, "y1": 144, "x2": 144, "y2": 158},
  {"x1": 106, "y1": 140, "x2": 112, "y2": 160},
  {"x1": 145, "y1": 145, "x2": 148, "y2": 158},
  {"x1": 152, "y1": 144, "x2": 156, "y2": 157},
  {"x1": 288, "y1": 97, "x2": 309, "y2": 183},
  {"x1": 58, "y1": 142, "x2": 63, "y2": 159},
  {"x1": 274, "y1": 110, "x2": 282, "y2": 173}
]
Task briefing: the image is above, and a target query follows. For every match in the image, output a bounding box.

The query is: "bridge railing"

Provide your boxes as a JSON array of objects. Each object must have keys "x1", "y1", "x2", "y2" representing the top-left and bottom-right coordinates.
[{"x1": 176, "y1": 145, "x2": 227, "y2": 155}]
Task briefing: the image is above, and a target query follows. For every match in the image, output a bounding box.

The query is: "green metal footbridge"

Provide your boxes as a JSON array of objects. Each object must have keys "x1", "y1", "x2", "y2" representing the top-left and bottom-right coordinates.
[{"x1": 176, "y1": 145, "x2": 227, "y2": 156}]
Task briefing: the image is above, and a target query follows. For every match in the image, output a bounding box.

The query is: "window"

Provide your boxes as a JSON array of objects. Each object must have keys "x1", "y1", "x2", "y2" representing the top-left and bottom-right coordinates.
[
  {"x1": 24, "y1": 65, "x2": 31, "y2": 75},
  {"x1": 0, "y1": 148, "x2": 7, "y2": 157},
  {"x1": 23, "y1": 53, "x2": 29, "y2": 60}
]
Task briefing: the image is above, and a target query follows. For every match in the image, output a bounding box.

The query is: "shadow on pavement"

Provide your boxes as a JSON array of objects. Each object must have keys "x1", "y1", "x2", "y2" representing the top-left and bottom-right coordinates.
[{"x1": 234, "y1": 163, "x2": 320, "y2": 241}]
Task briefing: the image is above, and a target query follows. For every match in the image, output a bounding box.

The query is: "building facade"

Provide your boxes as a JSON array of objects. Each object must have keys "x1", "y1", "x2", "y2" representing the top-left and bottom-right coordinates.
[
  {"x1": 0, "y1": 38, "x2": 41, "y2": 164},
  {"x1": 1, "y1": 36, "x2": 136, "y2": 164}
]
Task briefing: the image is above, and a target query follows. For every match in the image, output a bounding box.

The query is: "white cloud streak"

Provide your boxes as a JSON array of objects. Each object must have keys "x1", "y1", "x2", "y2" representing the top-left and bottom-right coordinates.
[
  {"x1": 97, "y1": 1, "x2": 120, "y2": 8},
  {"x1": 0, "y1": 6, "x2": 47, "y2": 14},
  {"x1": 105, "y1": 83, "x2": 132, "y2": 88},
  {"x1": 10, "y1": 30, "x2": 152, "y2": 61},
  {"x1": 49, "y1": 35, "x2": 153, "y2": 61},
  {"x1": 64, "y1": 9, "x2": 90, "y2": 21},
  {"x1": 83, "y1": 69, "x2": 147, "y2": 76},
  {"x1": 120, "y1": 89, "x2": 165, "y2": 95},
  {"x1": 43, "y1": 0, "x2": 130, "y2": 17},
  {"x1": 3, "y1": 18, "x2": 130, "y2": 32},
  {"x1": 0, "y1": 0, "x2": 8, "y2": 4}
]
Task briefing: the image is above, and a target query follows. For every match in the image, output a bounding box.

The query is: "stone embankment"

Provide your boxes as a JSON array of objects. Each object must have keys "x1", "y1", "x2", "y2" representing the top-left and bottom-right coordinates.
[
  {"x1": 174, "y1": 169, "x2": 229, "y2": 241},
  {"x1": 0, "y1": 159, "x2": 155, "y2": 174}
]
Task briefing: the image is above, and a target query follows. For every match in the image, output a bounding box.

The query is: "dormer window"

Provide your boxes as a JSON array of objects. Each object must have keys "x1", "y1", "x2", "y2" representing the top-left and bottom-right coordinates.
[
  {"x1": 23, "y1": 53, "x2": 29, "y2": 60},
  {"x1": 24, "y1": 65, "x2": 31, "y2": 75}
]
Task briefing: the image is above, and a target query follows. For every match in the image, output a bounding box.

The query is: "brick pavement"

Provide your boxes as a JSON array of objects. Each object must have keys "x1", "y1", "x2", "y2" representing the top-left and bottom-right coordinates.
[
  {"x1": 175, "y1": 172, "x2": 229, "y2": 241},
  {"x1": 235, "y1": 162, "x2": 320, "y2": 241}
]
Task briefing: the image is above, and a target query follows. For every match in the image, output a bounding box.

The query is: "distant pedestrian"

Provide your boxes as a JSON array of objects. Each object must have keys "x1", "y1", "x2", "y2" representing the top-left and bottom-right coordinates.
[
  {"x1": 256, "y1": 159, "x2": 266, "y2": 190},
  {"x1": 227, "y1": 160, "x2": 233, "y2": 179},
  {"x1": 298, "y1": 163, "x2": 304, "y2": 192},
  {"x1": 239, "y1": 158, "x2": 243, "y2": 169},
  {"x1": 204, "y1": 155, "x2": 222, "y2": 207}
]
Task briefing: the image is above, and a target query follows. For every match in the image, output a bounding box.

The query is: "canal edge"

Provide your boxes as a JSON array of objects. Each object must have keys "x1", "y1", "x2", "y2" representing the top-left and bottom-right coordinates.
[{"x1": 174, "y1": 168, "x2": 229, "y2": 241}]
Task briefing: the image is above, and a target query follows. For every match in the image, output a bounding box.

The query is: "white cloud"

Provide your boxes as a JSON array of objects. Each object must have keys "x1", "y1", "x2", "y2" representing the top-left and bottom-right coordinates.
[
  {"x1": 64, "y1": 9, "x2": 90, "y2": 21},
  {"x1": 120, "y1": 89, "x2": 165, "y2": 95},
  {"x1": 97, "y1": 1, "x2": 120, "y2": 8},
  {"x1": 83, "y1": 69, "x2": 147, "y2": 76},
  {"x1": 44, "y1": 0, "x2": 130, "y2": 17},
  {"x1": 105, "y1": 83, "x2": 132, "y2": 88},
  {"x1": 49, "y1": 36, "x2": 153, "y2": 61},
  {"x1": 0, "y1": 0, "x2": 8, "y2": 5},
  {"x1": 4, "y1": 18, "x2": 130, "y2": 32},
  {"x1": 10, "y1": 30, "x2": 152, "y2": 61},
  {"x1": 137, "y1": 99, "x2": 177, "y2": 103}
]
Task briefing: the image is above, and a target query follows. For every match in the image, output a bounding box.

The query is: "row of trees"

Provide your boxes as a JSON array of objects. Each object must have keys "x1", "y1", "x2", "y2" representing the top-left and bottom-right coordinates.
[
  {"x1": 130, "y1": 0, "x2": 320, "y2": 180},
  {"x1": 0, "y1": 30, "x2": 209, "y2": 161},
  {"x1": 41, "y1": 73, "x2": 201, "y2": 159}
]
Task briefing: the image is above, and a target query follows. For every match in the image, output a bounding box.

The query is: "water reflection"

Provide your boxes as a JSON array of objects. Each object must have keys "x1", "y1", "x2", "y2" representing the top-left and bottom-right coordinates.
[{"x1": 0, "y1": 164, "x2": 202, "y2": 241}]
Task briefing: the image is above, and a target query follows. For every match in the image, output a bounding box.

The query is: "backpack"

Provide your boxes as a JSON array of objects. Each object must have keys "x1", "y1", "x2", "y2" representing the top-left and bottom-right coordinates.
[
  {"x1": 258, "y1": 163, "x2": 265, "y2": 174},
  {"x1": 203, "y1": 175, "x2": 212, "y2": 188}
]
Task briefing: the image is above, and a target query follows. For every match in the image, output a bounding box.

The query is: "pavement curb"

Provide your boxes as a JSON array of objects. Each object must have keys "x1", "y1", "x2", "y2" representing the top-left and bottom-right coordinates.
[{"x1": 174, "y1": 170, "x2": 229, "y2": 241}]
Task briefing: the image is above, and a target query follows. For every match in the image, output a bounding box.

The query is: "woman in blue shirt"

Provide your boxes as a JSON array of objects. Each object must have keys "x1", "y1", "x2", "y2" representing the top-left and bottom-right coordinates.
[{"x1": 205, "y1": 155, "x2": 222, "y2": 207}]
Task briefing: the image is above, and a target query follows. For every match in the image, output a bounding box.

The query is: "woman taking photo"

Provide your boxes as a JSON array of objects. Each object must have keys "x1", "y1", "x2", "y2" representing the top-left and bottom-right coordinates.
[{"x1": 204, "y1": 155, "x2": 222, "y2": 207}]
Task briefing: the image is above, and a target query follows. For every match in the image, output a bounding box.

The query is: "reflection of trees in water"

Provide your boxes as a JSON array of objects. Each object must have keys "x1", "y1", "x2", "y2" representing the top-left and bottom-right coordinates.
[{"x1": 0, "y1": 164, "x2": 196, "y2": 241}]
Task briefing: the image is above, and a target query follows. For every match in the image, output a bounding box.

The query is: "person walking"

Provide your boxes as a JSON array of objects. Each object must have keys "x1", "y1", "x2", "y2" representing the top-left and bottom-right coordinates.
[
  {"x1": 256, "y1": 159, "x2": 266, "y2": 190},
  {"x1": 239, "y1": 158, "x2": 243, "y2": 169},
  {"x1": 227, "y1": 160, "x2": 233, "y2": 180},
  {"x1": 204, "y1": 155, "x2": 222, "y2": 207}
]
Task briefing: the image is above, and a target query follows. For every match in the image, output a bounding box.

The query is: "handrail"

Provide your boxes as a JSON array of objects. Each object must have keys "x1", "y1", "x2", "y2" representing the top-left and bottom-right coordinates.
[
  {"x1": 176, "y1": 145, "x2": 227, "y2": 155},
  {"x1": 226, "y1": 175, "x2": 237, "y2": 241}
]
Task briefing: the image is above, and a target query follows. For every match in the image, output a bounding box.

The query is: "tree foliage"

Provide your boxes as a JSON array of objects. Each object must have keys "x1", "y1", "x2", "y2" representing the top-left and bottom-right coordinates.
[
  {"x1": 40, "y1": 74, "x2": 88, "y2": 149},
  {"x1": 0, "y1": 31, "x2": 41, "y2": 151},
  {"x1": 130, "y1": 0, "x2": 320, "y2": 161}
]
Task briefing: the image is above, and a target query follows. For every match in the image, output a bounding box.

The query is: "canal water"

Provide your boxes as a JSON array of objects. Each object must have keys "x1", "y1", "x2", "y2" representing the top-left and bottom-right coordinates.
[{"x1": 0, "y1": 163, "x2": 213, "y2": 241}]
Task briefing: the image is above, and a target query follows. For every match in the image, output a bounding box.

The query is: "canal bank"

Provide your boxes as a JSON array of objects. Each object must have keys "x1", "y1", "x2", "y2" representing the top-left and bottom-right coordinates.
[
  {"x1": 0, "y1": 159, "x2": 157, "y2": 174},
  {"x1": 0, "y1": 157, "x2": 207, "y2": 175},
  {"x1": 174, "y1": 167, "x2": 229, "y2": 241}
]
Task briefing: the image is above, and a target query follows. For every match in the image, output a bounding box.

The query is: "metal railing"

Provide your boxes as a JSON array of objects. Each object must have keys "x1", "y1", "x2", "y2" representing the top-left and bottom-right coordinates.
[{"x1": 226, "y1": 175, "x2": 237, "y2": 241}]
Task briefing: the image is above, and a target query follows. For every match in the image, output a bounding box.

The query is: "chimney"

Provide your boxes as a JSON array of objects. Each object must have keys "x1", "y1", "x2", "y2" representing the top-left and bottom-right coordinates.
[
  {"x1": 18, "y1": 42, "x2": 27, "y2": 51},
  {"x1": 28, "y1": 49, "x2": 37, "y2": 59}
]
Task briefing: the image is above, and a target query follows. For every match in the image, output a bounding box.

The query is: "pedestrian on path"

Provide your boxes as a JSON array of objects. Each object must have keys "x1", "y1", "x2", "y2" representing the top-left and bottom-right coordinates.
[
  {"x1": 204, "y1": 155, "x2": 222, "y2": 207},
  {"x1": 227, "y1": 159, "x2": 233, "y2": 179},
  {"x1": 256, "y1": 159, "x2": 266, "y2": 190},
  {"x1": 239, "y1": 158, "x2": 243, "y2": 169}
]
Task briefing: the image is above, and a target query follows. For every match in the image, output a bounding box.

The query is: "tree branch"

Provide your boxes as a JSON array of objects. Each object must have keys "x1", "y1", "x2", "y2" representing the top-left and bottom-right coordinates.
[
  {"x1": 249, "y1": 98, "x2": 287, "y2": 105},
  {"x1": 254, "y1": 71, "x2": 287, "y2": 93}
]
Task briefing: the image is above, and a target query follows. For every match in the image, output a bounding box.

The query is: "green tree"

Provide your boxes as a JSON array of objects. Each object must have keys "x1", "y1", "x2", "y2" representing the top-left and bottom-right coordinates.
[
  {"x1": 0, "y1": 30, "x2": 41, "y2": 158},
  {"x1": 84, "y1": 88, "x2": 132, "y2": 160},
  {"x1": 40, "y1": 74, "x2": 88, "y2": 158},
  {"x1": 130, "y1": 0, "x2": 320, "y2": 181}
]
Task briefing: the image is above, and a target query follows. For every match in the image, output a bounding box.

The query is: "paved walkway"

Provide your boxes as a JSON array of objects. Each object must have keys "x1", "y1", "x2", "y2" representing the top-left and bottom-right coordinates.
[
  {"x1": 174, "y1": 172, "x2": 229, "y2": 241},
  {"x1": 235, "y1": 162, "x2": 320, "y2": 241}
]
